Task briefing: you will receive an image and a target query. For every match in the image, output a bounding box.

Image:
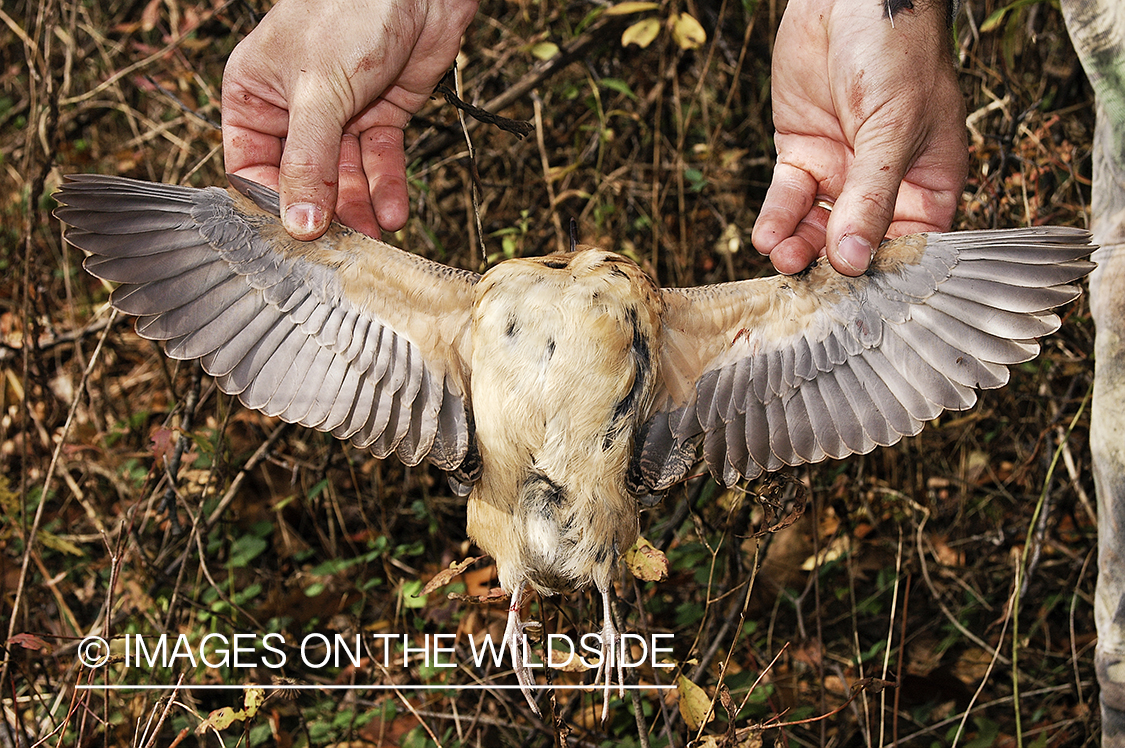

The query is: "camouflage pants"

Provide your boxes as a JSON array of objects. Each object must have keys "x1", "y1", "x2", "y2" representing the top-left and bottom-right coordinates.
[{"x1": 1060, "y1": 0, "x2": 1125, "y2": 742}]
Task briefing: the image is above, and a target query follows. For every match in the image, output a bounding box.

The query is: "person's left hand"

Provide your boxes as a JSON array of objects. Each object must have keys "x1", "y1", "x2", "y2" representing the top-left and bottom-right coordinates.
[{"x1": 752, "y1": 0, "x2": 968, "y2": 276}]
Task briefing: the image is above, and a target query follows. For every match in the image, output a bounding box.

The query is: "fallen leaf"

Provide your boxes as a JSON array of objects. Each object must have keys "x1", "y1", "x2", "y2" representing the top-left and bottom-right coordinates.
[
  {"x1": 243, "y1": 687, "x2": 265, "y2": 717},
  {"x1": 151, "y1": 426, "x2": 176, "y2": 463},
  {"x1": 671, "y1": 12, "x2": 706, "y2": 50},
  {"x1": 622, "y1": 18, "x2": 661, "y2": 48},
  {"x1": 422, "y1": 556, "x2": 482, "y2": 595},
  {"x1": 624, "y1": 536, "x2": 668, "y2": 582},
  {"x1": 530, "y1": 41, "x2": 559, "y2": 60},
  {"x1": 7, "y1": 633, "x2": 52, "y2": 654},
  {"x1": 196, "y1": 706, "x2": 242, "y2": 734},
  {"x1": 605, "y1": 1, "x2": 660, "y2": 15},
  {"x1": 676, "y1": 674, "x2": 714, "y2": 731}
]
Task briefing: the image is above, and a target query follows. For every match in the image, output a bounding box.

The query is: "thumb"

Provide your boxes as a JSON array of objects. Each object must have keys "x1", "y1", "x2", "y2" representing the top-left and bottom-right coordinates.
[
  {"x1": 825, "y1": 134, "x2": 911, "y2": 276},
  {"x1": 278, "y1": 98, "x2": 347, "y2": 240}
]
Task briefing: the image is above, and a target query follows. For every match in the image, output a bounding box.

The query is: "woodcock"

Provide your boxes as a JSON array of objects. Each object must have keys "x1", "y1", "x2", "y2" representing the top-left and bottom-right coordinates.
[{"x1": 55, "y1": 173, "x2": 1094, "y2": 714}]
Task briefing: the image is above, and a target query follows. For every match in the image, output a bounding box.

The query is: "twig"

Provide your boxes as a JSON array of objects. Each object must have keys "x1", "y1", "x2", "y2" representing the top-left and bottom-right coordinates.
[
  {"x1": 409, "y1": 13, "x2": 634, "y2": 163},
  {"x1": 435, "y1": 79, "x2": 531, "y2": 139}
]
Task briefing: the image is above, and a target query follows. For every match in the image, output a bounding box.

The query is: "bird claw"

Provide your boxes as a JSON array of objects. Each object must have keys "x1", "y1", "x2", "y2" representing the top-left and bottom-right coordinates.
[
  {"x1": 502, "y1": 582, "x2": 541, "y2": 715},
  {"x1": 593, "y1": 588, "x2": 625, "y2": 722},
  {"x1": 501, "y1": 584, "x2": 624, "y2": 720}
]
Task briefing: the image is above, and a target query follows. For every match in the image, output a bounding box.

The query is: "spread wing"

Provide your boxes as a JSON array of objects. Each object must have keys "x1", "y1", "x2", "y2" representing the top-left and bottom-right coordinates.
[
  {"x1": 634, "y1": 228, "x2": 1094, "y2": 490},
  {"x1": 55, "y1": 174, "x2": 479, "y2": 473}
]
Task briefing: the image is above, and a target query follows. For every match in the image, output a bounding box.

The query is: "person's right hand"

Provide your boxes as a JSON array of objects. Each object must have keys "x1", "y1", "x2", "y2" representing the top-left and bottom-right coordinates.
[{"x1": 222, "y1": 0, "x2": 479, "y2": 240}]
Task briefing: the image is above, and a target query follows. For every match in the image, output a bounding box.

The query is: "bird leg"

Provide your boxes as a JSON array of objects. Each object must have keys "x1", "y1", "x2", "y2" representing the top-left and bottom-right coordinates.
[
  {"x1": 593, "y1": 586, "x2": 625, "y2": 721},
  {"x1": 502, "y1": 580, "x2": 541, "y2": 715}
]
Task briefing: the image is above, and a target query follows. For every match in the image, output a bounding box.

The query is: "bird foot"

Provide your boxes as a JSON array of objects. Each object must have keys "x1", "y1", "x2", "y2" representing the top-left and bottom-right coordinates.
[
  {"x1": 502, "y1": 582, "x2": 541, "y2": 715},
  {"x1": 593, "y1": 588, "x2": 625, "y2": 721}
]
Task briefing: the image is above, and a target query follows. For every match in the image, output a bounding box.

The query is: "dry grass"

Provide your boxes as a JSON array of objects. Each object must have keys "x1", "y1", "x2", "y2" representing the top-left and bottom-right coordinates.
[{"x1": 0, "y1": 0, "x2": 1098, "y2": 746}]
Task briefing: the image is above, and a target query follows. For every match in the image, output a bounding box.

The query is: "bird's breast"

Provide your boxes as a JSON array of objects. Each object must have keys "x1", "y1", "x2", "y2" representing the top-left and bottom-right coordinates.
[{"x1": 465, "y1": 249, "x2": 663, "y2": 594}]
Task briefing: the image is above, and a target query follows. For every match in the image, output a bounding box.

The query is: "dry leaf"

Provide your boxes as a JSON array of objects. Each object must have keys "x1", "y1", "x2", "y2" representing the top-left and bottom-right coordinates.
[
  {"x1": 37, "y1": 530, "x2": 84, "y2": 557},
  {"x1": 422, "y1": 556, "x2": 482, "y2": 595},
  {"x1": 140, "y1": 0, "x2": 161, "y2": 31},
  {"x1": 7, "y1": 633, "x2": 52, "y2": 654},
  {"x1": 195, "y1": 688, "x2": 266, "y2": 734},
  {"x1": 448, "y1": 586, "x2": 509, "y2": 603},
  {"x1": 676, "y1": 674, "x2": 714, "y2": 730},
  {"x1": 151, "y1": 426, "x2": 176, "y2": 463},
  {"x1": 624, "y1": 536, "x2": 668, "y2": 582},
  {"x1": 735, "y1": 727, "x2": 765, "y2": 748},
  {"x1": 671, "y1": 12, "x2": 706, "y2": 50},
  {"x1": 196, "y1": 706, "x2": 241, "y2": 734},
  {"x1": 243, "y1": 687, "x2": 265, "y2": 717},
  {"x1": 547, "y1": 644, "x2": 594, "y2": 672},
  {"x1": 530, "y1": 41, "x2": 559, "y2": 60},
  {"x1": 605, "y1": 1, "x2": 660, "y2": 15},
  {"x1": 622, "y1": 18, "x2": 661, "y2": 48}
]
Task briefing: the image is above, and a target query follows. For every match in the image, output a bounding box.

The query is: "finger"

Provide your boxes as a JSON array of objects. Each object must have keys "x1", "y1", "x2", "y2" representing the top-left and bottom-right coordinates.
[
  {"x1": 884, "y1": 180, "x2": 960, "y2": 238},
  {"x1": 824, "y1": 130, "x2": 913, "y2": 276},
  {"x1": 763, "y1": 201, "x2": 833, "y2": 274},
  {"x1": 886, "y1": 150, "x2": 966, "y2": 236},
  {"x1": 361, "y1": 127, "x2": 409, "y2": 233},
  {"x1": 220, "y1": 90, "x2": 286, "y2": 190},
  {"x1": 752, "y1": 162, "x2": 819, "y2": 263},
  {"x1": 278, "y1": 94, "x2": 348, "y2": 240},
  {"x1": 336, "y1": 133, "x2": 382, "y2": 238}
]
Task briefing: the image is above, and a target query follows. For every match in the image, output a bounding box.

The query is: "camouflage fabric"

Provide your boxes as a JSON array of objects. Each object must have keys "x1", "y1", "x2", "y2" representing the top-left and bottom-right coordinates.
[{"x1": 1060, "y1": 0, "x2": 1125, "y2": 741}]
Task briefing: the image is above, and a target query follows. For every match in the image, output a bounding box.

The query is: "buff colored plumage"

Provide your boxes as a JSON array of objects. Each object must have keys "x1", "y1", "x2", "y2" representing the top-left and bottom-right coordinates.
[{"x1": 55, "y1": 173, "x2": 1094, "y2": 716}]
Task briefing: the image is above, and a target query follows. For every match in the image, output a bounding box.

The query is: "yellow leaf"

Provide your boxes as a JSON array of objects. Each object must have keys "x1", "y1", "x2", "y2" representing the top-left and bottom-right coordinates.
[
  {"x1": 671, "y1": 12, "x2": 706, "y2": 50},
  {"x1": 605, "y1": 1, "x2": 660, "y2": 15},
  {"x1": 196, "y1": 706, "x2": 244, "y2": 734},
  {"x1": 530, "y1": 41, "x2": 559, "y2": 61},
  {"x1": 623, "y1": 536, "x2": 669, "y2": 582},
  {"x1": 243, "y1": 687, "x2": 265, "y2": 717},
  {"x1": 622, "y1": 18, "x2": 661, "y2": 48},
  {"x1": 676, "y1": 674, "x2": 714, "y2": 731}
]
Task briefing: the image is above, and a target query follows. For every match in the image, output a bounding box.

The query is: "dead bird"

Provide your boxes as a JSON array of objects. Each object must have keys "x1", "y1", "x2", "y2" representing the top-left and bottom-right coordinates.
[{"x1": 54, "y1": 173, "x2": 1094, "y2": 716}]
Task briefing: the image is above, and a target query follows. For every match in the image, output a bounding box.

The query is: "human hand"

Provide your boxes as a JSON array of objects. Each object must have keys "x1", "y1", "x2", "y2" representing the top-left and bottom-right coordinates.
[
  {"x1": 222, "y1": 0, "x2": 478, "y2": 240},
  {"x1": 751, "y1": 0, "x2": 968, "y2": 275}
]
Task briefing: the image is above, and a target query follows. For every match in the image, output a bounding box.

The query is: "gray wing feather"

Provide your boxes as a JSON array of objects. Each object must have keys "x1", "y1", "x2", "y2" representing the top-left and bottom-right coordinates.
[
  {"x1": 638, "y1": 227, "x2": 1093, "y2": 490},
  {"x1": 56, "y1": 173, "x2": 478, "y2": 472}
]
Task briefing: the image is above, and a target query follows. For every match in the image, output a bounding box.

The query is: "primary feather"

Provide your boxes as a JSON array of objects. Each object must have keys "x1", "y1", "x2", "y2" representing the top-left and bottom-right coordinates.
[{"x1": 641, "y1": 228, "x2": 1093, "y2": 491}]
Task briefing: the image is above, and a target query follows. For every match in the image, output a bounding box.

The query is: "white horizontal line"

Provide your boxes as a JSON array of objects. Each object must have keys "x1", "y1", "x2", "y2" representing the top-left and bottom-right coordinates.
[
  {"x1": 76, "y1": 684, "x2": 675, "y2": 691},
  {"x1": 77, "y1": 684, "x2": 675, "y2": 692}
]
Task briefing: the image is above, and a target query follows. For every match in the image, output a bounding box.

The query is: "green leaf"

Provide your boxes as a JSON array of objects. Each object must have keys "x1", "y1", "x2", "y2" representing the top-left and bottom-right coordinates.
[
  {"x1": 980, "y1": 0, "x2": 1046, "y2": 33},
  {"x1": 601, "y1": 77, "x2": 637, "y2": 100},
  {"x1": 228, "y1": 535, "x2": 268, "y2": 567}
]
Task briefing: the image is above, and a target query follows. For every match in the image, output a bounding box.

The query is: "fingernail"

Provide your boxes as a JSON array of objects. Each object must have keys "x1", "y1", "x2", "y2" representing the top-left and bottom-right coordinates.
[
  {"x1": 837, "y1": 234, "x2": 873, "y2": 274},
  {"x1": 284, "y1": 202, "x2": 323, "y2": 237}
]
